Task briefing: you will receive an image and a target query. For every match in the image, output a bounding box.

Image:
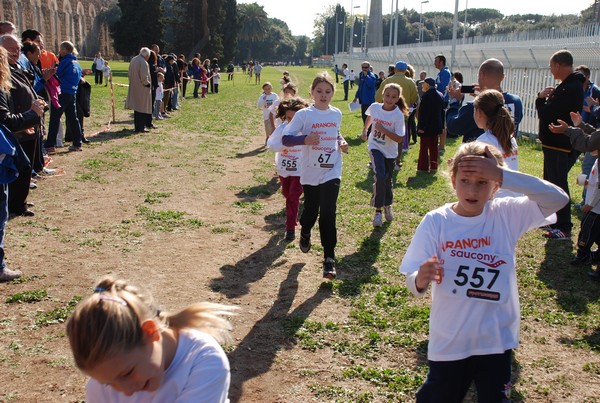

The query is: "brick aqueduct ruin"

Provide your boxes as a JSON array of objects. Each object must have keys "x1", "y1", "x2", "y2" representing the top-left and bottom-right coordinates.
[{"x1": 0, "y1": 0, "x2": 116, "y2": 58}]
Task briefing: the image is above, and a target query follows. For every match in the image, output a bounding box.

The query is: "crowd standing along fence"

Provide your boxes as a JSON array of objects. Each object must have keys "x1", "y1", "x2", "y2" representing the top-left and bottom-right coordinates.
[{"x1": 334, "y1": 23, "x2": 600, "y2": 138}]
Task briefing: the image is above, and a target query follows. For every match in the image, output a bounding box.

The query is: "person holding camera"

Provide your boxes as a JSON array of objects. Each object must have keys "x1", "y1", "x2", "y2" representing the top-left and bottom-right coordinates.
[{"x1": 446, "y1": 58, "x2": 523, "y2": 143}]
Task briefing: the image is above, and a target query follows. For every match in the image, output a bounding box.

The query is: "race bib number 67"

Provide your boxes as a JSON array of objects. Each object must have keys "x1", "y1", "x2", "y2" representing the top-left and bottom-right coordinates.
[{"x1": 437, "y1": 252, "x2": 512, "y2": 304}]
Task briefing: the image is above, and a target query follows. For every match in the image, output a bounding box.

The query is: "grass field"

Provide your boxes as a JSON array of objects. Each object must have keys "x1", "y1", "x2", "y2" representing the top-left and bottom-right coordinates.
[{"x1": 0, "y1": 61, "x2": 599, "y2": 402}]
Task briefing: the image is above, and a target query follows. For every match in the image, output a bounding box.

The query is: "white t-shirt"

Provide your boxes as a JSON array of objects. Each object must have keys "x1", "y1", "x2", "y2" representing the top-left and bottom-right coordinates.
[
  {"x1": 400, "y1": 172, "x2": 558, "y2": 362},
  {"x1": 94, "y1": 57, "x2": 105, "y2": 71},
  {"x1": 477, "y1": 130, "x2": 518, "y2": 171},
  {"x1": 586, "y1": 159, "x2": 600, "y2": 213},
  {"x1": 342, "y1": 68, "x2": 350, "y2": 82},
  {"x1": 267, "y1": 121, "x2": 303, "y2": 178},
  {"x1": 258, "y1": 93, "x2": 279, "y2": 120},
  {"x1": 268, "y1": 100, "x2": 282, "y2": 128},
  {"x1": 365, "y1": 103, "x2": 405, "y2": 159},
  {"x1": 213, "y1": 72, "x2": 221, "y2": 85},
  {"x1": 349, "y1": 71, "x2": 356, "y2": 81},
  {"x1": 103, "y1": 65, "x2": 111, "y2": 78},
  {"x1": 155, "y1": 82, "x2": 164, "y2": 101},
  {"x1": 476, "y1": 130, "x2": 520, "y2": 198},
  {"x1": 283, "y1": 105, "x2": 343, "y2": 186},
  {"x1": 86, "y1": 330, "x2": 230, "y2": 403}
]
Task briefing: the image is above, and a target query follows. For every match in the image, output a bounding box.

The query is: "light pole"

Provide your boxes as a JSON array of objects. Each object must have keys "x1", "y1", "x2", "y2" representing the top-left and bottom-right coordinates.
[
  {"x1": 393, "y1": 0, "x2": 399, "y2": 59},
  {"x1": 419, "y1": 0, "x2": 429, "y2": 45},
  {"x1": 363, "y1": 0, "x2": 369, "y2": 54},
  {"x1": 463, "y1": 0, "x2": 468, "y2": 45},
  {"x1": 349, "y1": 3, "x2": 360, "y2": 55},
  {"x1": 325, "y1": 20, "x2": 329, "y2": 55},
  {"x1": 335, "y1": 13, "x2": 339, "y2": 54}
]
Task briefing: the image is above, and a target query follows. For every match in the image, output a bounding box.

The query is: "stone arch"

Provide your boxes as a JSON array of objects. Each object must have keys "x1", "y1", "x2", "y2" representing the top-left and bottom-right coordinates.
[
  {"x1": 62, "y1": 0, "x2": 74, "y2": 41},
  {"x1": 33, "y1": 0, "x2": 42, "y2": 30},
  {"x1": 76, "y1": 1, "x2": 84, "y2": 49},
  {"x1": 49, "y1": 0, "x2": 59, "y2": 51}
]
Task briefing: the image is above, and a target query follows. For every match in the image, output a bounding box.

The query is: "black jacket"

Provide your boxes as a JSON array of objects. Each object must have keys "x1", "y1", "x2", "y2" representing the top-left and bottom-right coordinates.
[{"x1": 536, "y1": 71, "x2": 585, "y2": 151}]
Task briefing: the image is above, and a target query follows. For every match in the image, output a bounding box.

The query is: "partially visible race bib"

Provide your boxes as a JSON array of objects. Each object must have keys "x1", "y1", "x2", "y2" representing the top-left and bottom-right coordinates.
[{"x1": 437, "y1": 251, "x2": 512, "y2": 304}]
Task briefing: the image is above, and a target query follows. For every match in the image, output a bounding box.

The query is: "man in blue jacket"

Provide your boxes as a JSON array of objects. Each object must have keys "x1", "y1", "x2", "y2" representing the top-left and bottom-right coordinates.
[{"x1": 353, "y1": 61, "x2": 377, "y2": 136}]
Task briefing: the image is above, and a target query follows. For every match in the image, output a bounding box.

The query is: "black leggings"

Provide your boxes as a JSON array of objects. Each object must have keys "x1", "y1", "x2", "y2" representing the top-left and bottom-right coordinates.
[{"x1": 300, "y1": 178, "x2": 340, "y2": 259}]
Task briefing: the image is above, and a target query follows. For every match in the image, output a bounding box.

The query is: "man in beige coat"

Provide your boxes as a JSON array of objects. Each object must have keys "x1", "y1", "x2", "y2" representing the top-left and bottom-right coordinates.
[{"x1": 126, "y1": 47, "x2": 152, "y2": 133}]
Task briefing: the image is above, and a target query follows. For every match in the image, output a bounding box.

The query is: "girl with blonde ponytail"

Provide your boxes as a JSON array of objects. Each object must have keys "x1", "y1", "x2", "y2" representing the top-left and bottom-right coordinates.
[{"x1": 66, "y1": 277, "x2": 236, "y2": 402}]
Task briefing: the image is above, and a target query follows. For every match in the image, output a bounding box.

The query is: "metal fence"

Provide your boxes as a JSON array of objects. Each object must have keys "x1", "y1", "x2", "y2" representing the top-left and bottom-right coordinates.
[{"x1": 335, "y1": 23, "x2": 600, "y2": 137}]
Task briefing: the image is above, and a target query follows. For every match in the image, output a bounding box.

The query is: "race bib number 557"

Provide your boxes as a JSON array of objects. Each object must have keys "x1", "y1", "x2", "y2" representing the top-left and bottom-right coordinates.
[{"x1": 437, "y1": 252, "x2": 512, "y2": 304}]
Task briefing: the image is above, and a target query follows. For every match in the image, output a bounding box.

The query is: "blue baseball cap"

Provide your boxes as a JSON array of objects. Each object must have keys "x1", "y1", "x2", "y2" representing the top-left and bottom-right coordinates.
[{"x1": 395, "y1": 61, "x2": 408, "y2": 71}]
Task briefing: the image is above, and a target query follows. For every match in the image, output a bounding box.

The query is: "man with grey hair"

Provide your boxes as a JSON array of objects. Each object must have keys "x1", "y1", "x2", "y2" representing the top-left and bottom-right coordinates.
[
  {"x1": 0, "y1": 21, "x2": 16, "y2": 35},
  {"x1": 126, "y1": 47, "x2": 153, "y2": 133}
]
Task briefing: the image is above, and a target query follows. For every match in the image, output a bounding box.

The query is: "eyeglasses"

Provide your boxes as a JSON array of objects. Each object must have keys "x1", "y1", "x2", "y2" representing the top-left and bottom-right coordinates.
[{"x1": 361, "y1": 66, "x2": 369, "y2": 69}]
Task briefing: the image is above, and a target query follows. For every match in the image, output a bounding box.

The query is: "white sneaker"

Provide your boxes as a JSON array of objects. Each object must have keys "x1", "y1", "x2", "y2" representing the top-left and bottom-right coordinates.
[
  {"x1": 161, "y1": 113, "x2": 172, "y2": 119},
  {"x1": 394, "y1": 163, "x2": 401, "y2": 171},
  {"x1": 373, "y1": 211, "x2": 383, "y2": 227},
  {"x1": 0, "y1": 267, "x2": 23, "y2": 282},
  {"x1": 384, "y1": 205, "x2": 393, "y2": 221}
]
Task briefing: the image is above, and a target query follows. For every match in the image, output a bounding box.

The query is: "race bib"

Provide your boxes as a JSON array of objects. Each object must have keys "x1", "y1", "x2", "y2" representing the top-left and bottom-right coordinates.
[
  {"x1": 280, "y1": 157, "x2": 299, "y2": 172},
  {"x1": 437, "y1": 251, "x2": 512, "y2": 304},
  {"x1": 308, "y1": 146, "x2": 339, "y2": 169}
]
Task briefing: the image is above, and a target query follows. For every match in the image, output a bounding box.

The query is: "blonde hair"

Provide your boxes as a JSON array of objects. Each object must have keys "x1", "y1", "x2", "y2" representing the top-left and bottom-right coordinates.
[
  {"x1": 60, "y1": 41, "x2": 78, "y2": 56},
  {"x1": 448, "y1": 141, "x2": 504, "y2": 179},
  {"x1": 0, "y1": 47, "x2": 12, "y2": 92},
  {"x1": 311, "y1": 72, "x2": 335, "y2": 92},
  {"x1": 473, "y1": 89, "x2": 515, "y2": 154},
  {"x1": 66, "y1": 277, "x2": 237, "y2": 371}
]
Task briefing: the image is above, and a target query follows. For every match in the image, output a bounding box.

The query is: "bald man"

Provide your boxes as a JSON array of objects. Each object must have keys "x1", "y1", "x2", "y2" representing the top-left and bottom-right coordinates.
[{"x1": 446, "y1": 58, "x2": 523, "y2": 143}]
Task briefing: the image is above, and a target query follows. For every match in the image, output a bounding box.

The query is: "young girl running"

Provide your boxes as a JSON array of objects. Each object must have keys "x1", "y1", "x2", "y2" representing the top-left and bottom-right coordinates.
[
  {"x1": 400, "y1": 142, "x2": 568, "y2": 402},
  {"x1": 267, "y1": 97, "x2": 310, "y2": 241},
  {"x1": 269, "y1": 82, "x2": 298, "y2": 129},
  {"x1": 282, "y1": 72, "x2": 348, "y2": 279},
  {"x1": 474, "y1": 90, "x2": 519, "y2": 170},
  {"x1": 257, "y1": 82, "x2": 279, "y2": 142},
  {"x1": 361, "y1": 83, "x2": 407, "y2": 227},
  {"x1": 66, "y1": 277, "x2": 236, "y2": 402}
]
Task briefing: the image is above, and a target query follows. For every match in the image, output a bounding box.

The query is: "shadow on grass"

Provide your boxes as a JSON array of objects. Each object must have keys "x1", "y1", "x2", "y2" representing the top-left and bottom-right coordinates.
[
  {"x1": 228, "y1": 263, "x2": 332, "y2": 402},
  {"x1": 335, "y1": 226, "x2": 389, "y2": 297},
  {"x1": 209, "y1": 212, "x2": 288, "y2": 298},
  {"x1": 87, "y1": 127, "x2": 139, "y2": 143},
  {"x1": 537, "y1": 238, "x2": 600, "y2": 315},
  {"x1": 235, "y1": 176, "x2": 280, "y2": 200},
  {"x1": 405, "y1": 171, "x2": 439, "y2": 189},
  {"x1": 236, "y1": 146, "x2": 267, "y2": 159}
]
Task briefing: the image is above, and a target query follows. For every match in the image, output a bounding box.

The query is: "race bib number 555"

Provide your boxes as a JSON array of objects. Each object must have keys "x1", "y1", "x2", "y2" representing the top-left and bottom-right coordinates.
[{"x1": 437, "y1": 252, "x2": 512, "y2": 304}]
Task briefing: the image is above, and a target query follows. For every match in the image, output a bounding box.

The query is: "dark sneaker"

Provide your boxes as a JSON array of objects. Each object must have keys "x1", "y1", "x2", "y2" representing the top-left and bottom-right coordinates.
[
  {"x1": 323, "y1": 258, "x2": 336, "y2": 279},
  {"x1": 285, "y1": 230, "x2": 295, "y2": 241},
  {"x1": 0, "y1": 267, "x2": 23, "y2": 282},
  {"x1": 299, "y1": 232, "x2": 311, "y2": 253},
  {"x1": 571, "y1": 253, "x2": 592, "y2": 266},
  {"x1": 543, "y1": 229, "x2": 571, "y2": 240}
]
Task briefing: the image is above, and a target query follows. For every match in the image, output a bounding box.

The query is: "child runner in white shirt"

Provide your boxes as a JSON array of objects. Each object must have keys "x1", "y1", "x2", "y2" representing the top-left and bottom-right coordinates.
[
  {"x1": 282, "y1": 72, "x2": 348, "y2": 279},
  {"x1": 212, "y1": 67, "x2": 221, "y2": 94},
  {"x1": 269, "y1": 82, "x2": 298, "y2": 129},
  {"x1": 257, "y1": 82, "x2": 279, "y2": 143},
  {"x1": 267, "y1": 97, "x2": 310, "y2": 241},
  {"x1": 474, "y1": 90, "x2": 519, "y2": 170},
  {"x1": 361, "y1": 83, "x2": 408, "y2": 227},
  {"x1": 400, "y1": 142, "x2": 568, "y2": 402},
  {"x1": 66, "y1": 277, "x2": 236, "y2": 403}
]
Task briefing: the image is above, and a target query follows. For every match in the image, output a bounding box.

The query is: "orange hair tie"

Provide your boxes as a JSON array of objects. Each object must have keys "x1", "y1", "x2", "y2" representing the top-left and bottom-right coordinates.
[{"x1": 141, "y1": 321, "x2": 160, "y2": 342}]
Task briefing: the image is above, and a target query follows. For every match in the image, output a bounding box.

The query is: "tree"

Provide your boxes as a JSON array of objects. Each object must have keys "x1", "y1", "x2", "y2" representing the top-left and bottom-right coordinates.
[
  {"x1": 110, "y1": 0, "x2": 164, "y2": 56},
  {"x1": 221, "y1": 0, "x2": 238, "y2": 64},
  {"x1": 238, "y1": 3, "x2": 269, "y2": 60}
]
